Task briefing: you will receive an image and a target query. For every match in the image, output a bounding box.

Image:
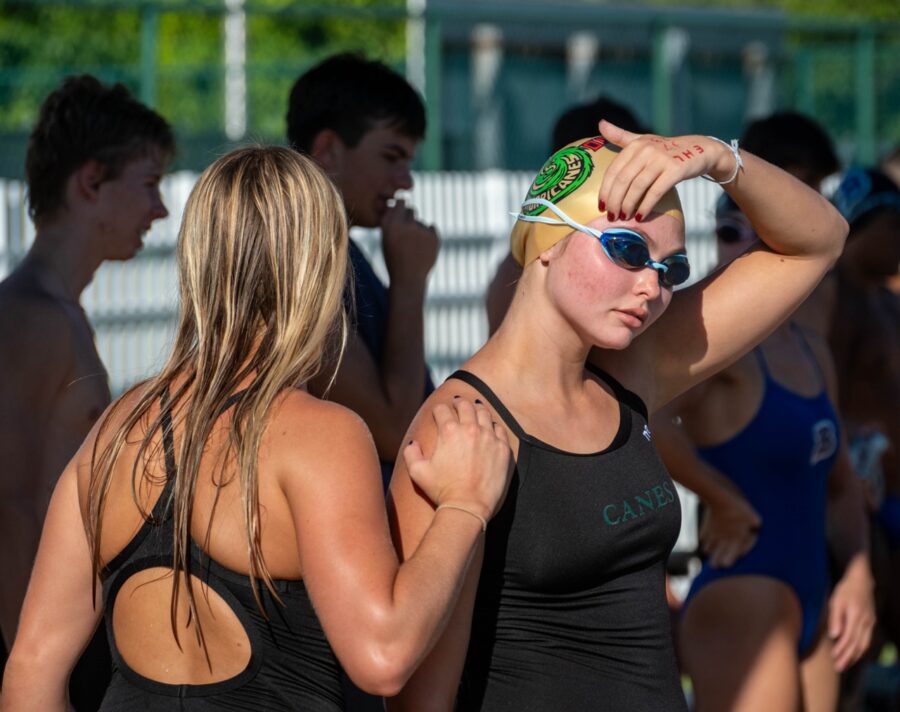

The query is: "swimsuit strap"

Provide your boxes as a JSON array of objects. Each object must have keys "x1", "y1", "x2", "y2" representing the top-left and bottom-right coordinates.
[
  {"x1": 446, "y1": 370, "x2": 528, "y2": 440},
  {"x1": 159, "y1": 388, "x2": 178, "y2": 483},
  {"x1": 584, "y1": 361, "x2": 648, "y2": 421},
  {"x1": 159, "y1": 387, "x2": 248, "y2": 482},
  {"x1": 751, "y1": 345, "x2": 771, "y2": 379},
  {"x1": 789, "y1": 322, "x2": 827, "y2": 390}
]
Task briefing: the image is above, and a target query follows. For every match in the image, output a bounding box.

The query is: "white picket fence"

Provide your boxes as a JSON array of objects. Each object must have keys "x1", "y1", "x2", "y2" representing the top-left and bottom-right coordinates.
[{"x1": 1, "y1": 170, "x2": 721, "y2": 558}]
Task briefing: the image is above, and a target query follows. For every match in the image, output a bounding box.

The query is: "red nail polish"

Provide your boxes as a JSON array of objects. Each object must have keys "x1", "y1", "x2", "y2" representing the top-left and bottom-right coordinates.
[
  {"x1": 599, "y1": 200, "x2": 606, "y2": 211},
  {"x1": 618, "y1": 211, "x2": 626, "y2": 221},
  {"x1": 635, "y1": 213, "x2": 643, "y2": 222}
]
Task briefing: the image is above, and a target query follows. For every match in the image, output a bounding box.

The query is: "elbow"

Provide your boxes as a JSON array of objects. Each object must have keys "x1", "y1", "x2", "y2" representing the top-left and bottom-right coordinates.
[
  {"x1": 825, "y1": 210, "x2": 849, "y2": 266},
  {"x1": 346, "y1": 653, "x2": 410, "y2": 698},
  {"x1": 3, "y1": 640, "x2": 69, "y2": 701},
  {"x1": 344, "y1": 635, "x2": 421, "y2": 698}
]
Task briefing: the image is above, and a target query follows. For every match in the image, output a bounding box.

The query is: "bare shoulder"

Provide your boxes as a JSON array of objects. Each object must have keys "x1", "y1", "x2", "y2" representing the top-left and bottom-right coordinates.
[
  {"x1": 404, "y1": 377, "x2": 489, "y2": 452},
  {"x1": 71, "y1": 385, "x2": 152, "y2": 477},
  {"x1": 0, "y1": 290, "x2": 75, "y2": 361},
  {"x1": 387, "y1": 381, "x2": 470, "y2": 557},
  {"x1": 266, "y1": 389, "x2": 380, "y2": 481}
]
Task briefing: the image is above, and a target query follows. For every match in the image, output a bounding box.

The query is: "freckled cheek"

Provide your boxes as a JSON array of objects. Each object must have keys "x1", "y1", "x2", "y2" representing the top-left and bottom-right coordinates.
[{"x1": 564, "y1": 265, "x2": 600, "y2": 301}]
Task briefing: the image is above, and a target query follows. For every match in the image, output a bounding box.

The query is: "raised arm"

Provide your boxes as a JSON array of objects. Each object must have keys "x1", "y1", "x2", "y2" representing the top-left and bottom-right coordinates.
[
  {"x1": 596, "y1": 120, "x2": 848, "y2": 411},
  {"x1": 276, "y1": 392, "x2": 509, "y2": 696},
  {"x1": 385, "y1": 387, "x2": 498, "y2": 711}
]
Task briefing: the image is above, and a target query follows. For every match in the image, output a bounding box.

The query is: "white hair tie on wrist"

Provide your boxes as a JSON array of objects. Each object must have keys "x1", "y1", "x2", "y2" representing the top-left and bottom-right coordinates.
[{"x1": 702, "y1": 137, "x2": 743, "y2": 186}]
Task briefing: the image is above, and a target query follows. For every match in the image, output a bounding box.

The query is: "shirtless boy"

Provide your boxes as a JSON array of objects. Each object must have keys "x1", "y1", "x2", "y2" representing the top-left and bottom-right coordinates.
[{"x1": 0, "y1": 74, "x2": 173, "y2": 708}]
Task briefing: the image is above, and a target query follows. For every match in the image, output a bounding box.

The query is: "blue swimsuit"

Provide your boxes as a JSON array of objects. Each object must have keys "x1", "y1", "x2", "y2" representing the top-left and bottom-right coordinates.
[{"x1": 684, "y1": 337, "x2": 839, "y2": 655}]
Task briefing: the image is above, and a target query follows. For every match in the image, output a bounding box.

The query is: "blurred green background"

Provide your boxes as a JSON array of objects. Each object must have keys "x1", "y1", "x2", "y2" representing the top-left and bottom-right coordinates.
[{"x1": 0, "y1": 0, "x2": 897, "y2": 175}]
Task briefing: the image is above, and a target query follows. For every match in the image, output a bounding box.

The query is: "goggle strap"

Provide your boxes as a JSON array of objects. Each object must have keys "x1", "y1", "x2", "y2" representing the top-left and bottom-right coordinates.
[{"x1": 511, "y1": 198, "x2": 604, "y2": 239}]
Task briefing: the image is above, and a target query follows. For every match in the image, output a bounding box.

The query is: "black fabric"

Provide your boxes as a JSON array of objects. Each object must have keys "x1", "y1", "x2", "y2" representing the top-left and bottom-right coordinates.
[
  {"x1": 97, "y1": 391, "x2": 343, "y2": 711},
  {"x1": 449, "y1": 369, "x2": 687, "y2": 712},
  {"x1": 69, "y1": 625, "x2": 112, "y2": 711},
  {"x1": 347, "y1": 239, "x2": 434, "y2": 489}
]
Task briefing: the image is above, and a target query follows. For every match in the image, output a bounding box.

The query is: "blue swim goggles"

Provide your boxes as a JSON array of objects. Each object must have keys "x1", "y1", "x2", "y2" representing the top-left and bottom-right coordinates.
[{"x1": 514, "y1": 198, "x2": 691, "y2": 288}]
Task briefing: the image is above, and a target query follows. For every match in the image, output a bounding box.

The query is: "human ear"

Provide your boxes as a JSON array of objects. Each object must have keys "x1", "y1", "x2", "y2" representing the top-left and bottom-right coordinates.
[
  {"x1": 72, "y1": 160, "x2": 107, "y2": 204},
  {"x1": 538, "y1": 236, "x2": 568, "y2": 266},
  {"x1": 310, "y1": 129, "x2": 345, "y2": 174}
]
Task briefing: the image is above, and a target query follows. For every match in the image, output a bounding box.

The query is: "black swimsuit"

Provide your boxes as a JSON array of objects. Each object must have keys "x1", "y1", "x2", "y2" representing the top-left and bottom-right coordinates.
[
  {"x1": 450, "y1": 368, "x2": 687, "y2": 712},
  {"x1": 98, "y1": 393, "x2": 343, "y2": 710}
]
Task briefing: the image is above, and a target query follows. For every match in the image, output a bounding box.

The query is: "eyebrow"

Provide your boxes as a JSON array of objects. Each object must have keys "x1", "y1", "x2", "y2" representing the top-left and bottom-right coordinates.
[{"x1": 384, "y1": 143, "x2": 413, "y2": 159}]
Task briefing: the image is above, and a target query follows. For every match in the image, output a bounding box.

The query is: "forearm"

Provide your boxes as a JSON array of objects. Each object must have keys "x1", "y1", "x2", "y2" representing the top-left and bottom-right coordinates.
[
  {"x1": 2, "y1": 644, "x2": 69, "y2": 711},
  {"x1": 828, "y1": 468, "x2": 870, "y2": 573},
  {"x1": 341, "y1": 508, "x2": 483, "y2": 695},
  {"x1": 380, "y1": 282, "x2": 429, "y2": 431},
  {"x1": 651, "y1": 414, "x2": 732, "y2": 506},
  {"x1": 727, "y1": 152, "x2": 846, "y2": 262}
]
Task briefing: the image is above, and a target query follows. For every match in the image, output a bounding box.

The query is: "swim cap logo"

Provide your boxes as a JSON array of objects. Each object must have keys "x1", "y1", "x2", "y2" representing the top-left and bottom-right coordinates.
[{"x1": 524, "y1": 146, "x2": 594, "y2": 217}]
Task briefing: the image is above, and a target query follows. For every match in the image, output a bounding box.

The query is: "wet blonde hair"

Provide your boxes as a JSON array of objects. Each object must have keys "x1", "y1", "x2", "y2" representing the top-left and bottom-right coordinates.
[{"x1": 87, "y1": 146, "x2": 348, "y2": 649}]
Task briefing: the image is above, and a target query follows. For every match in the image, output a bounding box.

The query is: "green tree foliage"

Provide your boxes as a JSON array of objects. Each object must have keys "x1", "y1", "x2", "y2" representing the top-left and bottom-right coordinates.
[{"x1": 0, "y1": 0, "x2": 406, "y2": 142}]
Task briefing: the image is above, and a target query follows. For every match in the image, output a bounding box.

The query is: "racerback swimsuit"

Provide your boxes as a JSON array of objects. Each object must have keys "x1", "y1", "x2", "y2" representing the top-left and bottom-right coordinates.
[{"x1": 98, "y1": 391, "x2": 344, "y2": 710}]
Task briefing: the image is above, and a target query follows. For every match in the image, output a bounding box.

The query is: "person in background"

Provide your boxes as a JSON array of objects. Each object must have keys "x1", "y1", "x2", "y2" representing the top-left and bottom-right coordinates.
[
  {"x1": 653, "y1": 199, "x2": 872, "y2": 712},
  {"x1": 286, "y1": 53, "x2": 439, "y2": 489},
  {"x1": 0, "y1": 74, "x2": 173, "y2": 711},
  {"x1": 828, "y1": 167, "x2": 900, "y2": 709}
]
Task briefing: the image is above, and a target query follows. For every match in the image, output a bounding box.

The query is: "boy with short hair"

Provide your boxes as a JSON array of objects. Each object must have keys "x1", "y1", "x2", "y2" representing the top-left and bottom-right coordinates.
[
  {"x1": 287, "y1": 53, "x2": 439, "y2": 485},
  {"x1": 0, "y1": 74, "x2": 173, "y2": 710}
]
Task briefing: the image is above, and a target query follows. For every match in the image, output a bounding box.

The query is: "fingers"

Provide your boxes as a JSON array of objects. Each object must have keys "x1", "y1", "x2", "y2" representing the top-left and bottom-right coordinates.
[
  {"x1": 474, "y1": 401, "x2": 494, "y2": 430},
  {"x1": 440, "y1": 397, "x2": 504, "y2": 438},
  {"x1": 598, "y1": 119, "x2": 639, "y2": 148},
  {"x1": 431, "y1": 402, "x2": 455, "y2": 430},
  {"x1": 605, "y1": 161, "x2": 668, "y2": 223},
  {"x1": 828, "y1": 596, "x2": 874, "y2": 671},
  {"x1": 401, "y1": 439, "x2": 425, "y2": 473},
  {"x1": 452, "y1": 396, "x2": 478, "y2": 425},
  {"x1": 381, "y1": 198, "x2": 415, "y2": 229}
]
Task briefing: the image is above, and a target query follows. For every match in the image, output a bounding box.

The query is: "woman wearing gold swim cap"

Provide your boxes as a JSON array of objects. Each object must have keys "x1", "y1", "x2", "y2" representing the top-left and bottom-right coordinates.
[{"x1": 387, "y1": 120, "x2": 848, "y2": 711}]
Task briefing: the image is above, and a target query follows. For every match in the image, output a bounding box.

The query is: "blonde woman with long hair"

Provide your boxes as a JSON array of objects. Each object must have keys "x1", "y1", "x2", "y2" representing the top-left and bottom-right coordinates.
[{"x1": 2, "y1": 146, "x2": 512, "y2": 711}]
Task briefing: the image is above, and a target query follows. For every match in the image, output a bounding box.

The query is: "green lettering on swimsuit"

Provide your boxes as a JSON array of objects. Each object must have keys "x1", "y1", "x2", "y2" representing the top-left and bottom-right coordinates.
[
  {"x1": 620, "y1": 500, "x2": 638, "y2": 522},
  {"x1": 634, "y1": 491, "x2": 655, "y2": 515},
  {"x1": 603, "y1": 504, "x2": 621, "y2": 526}
]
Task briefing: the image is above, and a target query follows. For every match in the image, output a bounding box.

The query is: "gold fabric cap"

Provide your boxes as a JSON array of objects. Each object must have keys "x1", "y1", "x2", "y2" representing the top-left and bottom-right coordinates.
[{"x1": 510, "y1": 136, "x2": 684, "y2": 266}]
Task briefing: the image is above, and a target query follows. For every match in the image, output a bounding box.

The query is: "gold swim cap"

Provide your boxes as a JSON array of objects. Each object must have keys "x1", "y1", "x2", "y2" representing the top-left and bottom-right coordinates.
[{"x1": 510, "y1": 136, "x2": 684, "y2": 266}]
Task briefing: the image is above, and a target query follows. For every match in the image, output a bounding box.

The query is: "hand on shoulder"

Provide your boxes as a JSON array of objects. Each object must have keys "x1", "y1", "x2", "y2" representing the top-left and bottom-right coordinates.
[{"x1": 402, "y1": 395, "x2": 512, "y2": 524}]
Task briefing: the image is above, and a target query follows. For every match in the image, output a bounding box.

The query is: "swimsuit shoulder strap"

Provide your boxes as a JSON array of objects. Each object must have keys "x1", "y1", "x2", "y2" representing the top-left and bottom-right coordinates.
[
  {"x1": 446, "y1": 370, "x2": 528, "y2": 440},
  {"x1": 751, "y1": 345, "x2": 771, "y2": 379},
  {"x1": 584, "y1": 361, "x2": 648, "y2": 421},
  {"x1": 159, "y1": 387, "x2": 248, "y2": 482},
  {"x1": 790, "y1": 323, "x2": 827, "y2": 390}
]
